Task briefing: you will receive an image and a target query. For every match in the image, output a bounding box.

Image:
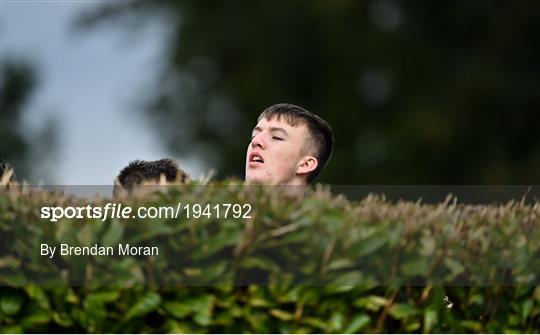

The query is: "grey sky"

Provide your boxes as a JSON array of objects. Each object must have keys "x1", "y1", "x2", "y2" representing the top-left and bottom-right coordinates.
[{"x1": 1, "y1": 0, "x2": 205, "y2": 184}]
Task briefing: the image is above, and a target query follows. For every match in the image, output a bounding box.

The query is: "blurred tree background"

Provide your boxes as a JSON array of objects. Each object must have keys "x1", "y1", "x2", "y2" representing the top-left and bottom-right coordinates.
[
  {"x1": 74, "y1": 0, "x2": 539, "y2": 184},
  {"x1": 0, "y1": 60, "x2": 58, "y2": 182}
]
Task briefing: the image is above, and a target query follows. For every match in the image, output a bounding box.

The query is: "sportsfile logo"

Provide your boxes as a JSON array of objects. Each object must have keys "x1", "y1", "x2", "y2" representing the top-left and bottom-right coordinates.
[{"x1": 40, "y1": 203, "x2": 138, "y2": 222}]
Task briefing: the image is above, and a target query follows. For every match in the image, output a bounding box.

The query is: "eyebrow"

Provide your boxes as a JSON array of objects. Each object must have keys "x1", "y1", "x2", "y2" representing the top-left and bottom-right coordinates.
[{"x1": 252, "y1": 126, "x2": 289, "y2": 136}]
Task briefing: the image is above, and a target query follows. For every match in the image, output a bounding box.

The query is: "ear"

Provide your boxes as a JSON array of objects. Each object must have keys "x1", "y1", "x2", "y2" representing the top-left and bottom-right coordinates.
[{"x1": 296, "y1": 155, "x2": 318, "y2": 175}]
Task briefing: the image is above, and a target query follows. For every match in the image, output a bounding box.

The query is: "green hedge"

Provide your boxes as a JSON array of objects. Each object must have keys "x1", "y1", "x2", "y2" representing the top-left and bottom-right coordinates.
[{"x1": 1, "y1": 183, "x2": 539, "y2": 333}]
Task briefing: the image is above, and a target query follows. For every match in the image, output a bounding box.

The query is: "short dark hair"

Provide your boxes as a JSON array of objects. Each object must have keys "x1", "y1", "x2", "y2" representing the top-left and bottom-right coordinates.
[
  {"x1": 114, "y1": 158, "x2": 191, "y2": 194},
  {"x1": 0, "y1": 158, "x2": 17, "y2": 184},
  {"x1": 258, "y1": 103, "x2": 334, "y2": 183}
]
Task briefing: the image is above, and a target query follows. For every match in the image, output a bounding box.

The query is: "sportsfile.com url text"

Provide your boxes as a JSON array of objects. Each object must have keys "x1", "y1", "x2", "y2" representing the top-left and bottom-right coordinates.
[{"x1": 40, "y1": 203, "x2": 252, "y2": 222}]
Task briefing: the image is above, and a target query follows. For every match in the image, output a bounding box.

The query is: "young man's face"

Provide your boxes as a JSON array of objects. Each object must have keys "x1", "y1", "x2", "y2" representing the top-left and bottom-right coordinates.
[{"x1": 245, "y1": 117, "x2": 313, "y2": 185}]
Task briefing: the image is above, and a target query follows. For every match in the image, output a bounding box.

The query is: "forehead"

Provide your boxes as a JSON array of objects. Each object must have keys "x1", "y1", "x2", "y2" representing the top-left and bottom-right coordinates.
[{"x1": 253, "y1": 117, "x2": 308, "y2": 135}]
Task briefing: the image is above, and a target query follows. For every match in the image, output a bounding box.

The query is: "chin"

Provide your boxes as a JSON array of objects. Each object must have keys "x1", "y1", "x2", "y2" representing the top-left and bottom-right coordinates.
[
  {"x1": 246, "y1": 173, "x2": 271, "y2": 184},
  {"x1": 246, "y1": 177, "x2": 267, "y2": 184}
]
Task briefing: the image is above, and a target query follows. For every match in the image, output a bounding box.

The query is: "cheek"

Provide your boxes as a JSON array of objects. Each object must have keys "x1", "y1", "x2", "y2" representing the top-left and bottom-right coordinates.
[{"x1": 271, "y1": 160, "x2": 296, "y2": 176}]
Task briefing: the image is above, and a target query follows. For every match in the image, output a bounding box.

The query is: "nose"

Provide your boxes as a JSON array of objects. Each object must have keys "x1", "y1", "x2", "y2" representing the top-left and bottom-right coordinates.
[{"x1": 251, "y1": 132, "x2": 265, "y2": 149}]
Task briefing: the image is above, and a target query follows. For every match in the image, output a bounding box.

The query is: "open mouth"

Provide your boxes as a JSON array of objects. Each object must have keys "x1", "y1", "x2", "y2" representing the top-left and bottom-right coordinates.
[{"x1": 249, "y1": 152, "x2": 264, "y2": 164}]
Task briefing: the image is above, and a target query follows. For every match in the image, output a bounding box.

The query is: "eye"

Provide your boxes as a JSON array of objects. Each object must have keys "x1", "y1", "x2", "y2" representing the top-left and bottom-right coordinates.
[{"x1": 272, "y1": 136, "x2": 283, "y2": 141}]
